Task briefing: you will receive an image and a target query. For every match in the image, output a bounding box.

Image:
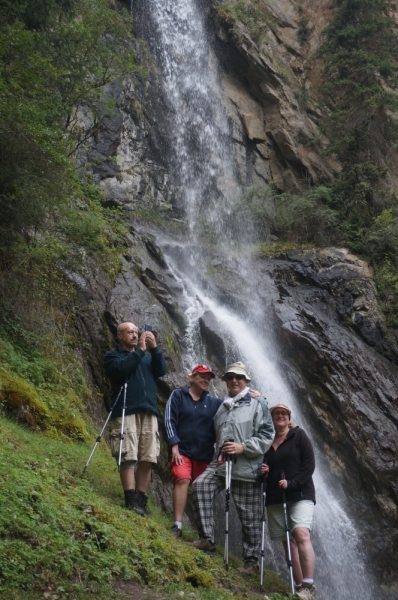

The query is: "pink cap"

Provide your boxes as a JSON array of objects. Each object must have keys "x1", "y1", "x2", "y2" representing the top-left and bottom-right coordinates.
[{"x1": 270, "y1": 403, "x2": 292, "y2": 417}]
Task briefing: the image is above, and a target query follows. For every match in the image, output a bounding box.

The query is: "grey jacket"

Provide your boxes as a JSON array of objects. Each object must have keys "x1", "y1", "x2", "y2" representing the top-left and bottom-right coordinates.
[{"x1": 214, "y1": 393, "x2": 275, "y2": 482}]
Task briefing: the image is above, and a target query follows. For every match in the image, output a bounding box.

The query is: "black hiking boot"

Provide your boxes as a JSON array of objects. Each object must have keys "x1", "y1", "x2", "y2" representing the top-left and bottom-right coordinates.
[
  {"x1": 137, "y1": 490, "x2": 149, "y2": 516},
  {"x1": 124, "y1": 489, "x2": 144, "y2": 516}
]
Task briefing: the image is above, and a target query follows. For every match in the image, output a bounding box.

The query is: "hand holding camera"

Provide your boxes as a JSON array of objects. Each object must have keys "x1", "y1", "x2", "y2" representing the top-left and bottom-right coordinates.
[{"x1": 137, "y1": 325, "x2": 157, "y2": 351}]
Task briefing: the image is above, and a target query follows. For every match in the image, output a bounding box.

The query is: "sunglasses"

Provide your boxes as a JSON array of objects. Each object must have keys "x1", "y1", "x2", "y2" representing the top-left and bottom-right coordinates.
[{"x1": 225, "y1": 374, "x2": 246, "y2": 381}]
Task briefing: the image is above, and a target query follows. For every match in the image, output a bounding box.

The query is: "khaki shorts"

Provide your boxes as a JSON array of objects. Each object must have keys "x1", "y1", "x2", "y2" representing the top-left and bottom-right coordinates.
[
  {"x1": 109, "y1": 413, "x2": 160, "y2": 464},
  {"x1": 267, "y1": 500, "x2": 314, "y2": 542}
]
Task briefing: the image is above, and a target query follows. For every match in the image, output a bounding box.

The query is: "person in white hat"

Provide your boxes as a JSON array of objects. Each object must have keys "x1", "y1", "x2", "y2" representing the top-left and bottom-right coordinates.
[
  {"x1": 188, "y1": 361, "x2": 275, "y2": 576},
  {"x1": 261, "y1": 403, "x2": 316, "y2": 599}
]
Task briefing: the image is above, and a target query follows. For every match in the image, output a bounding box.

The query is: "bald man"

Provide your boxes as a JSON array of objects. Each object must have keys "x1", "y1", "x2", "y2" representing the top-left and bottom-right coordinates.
[{"x1": 104, "y1": 322, "x2": 167, "y2": 515}]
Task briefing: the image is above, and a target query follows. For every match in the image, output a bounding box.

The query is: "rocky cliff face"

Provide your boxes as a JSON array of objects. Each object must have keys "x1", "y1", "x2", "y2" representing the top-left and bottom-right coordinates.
[
  {"x1": 73, "y1": 0, "x2": 398, "y2": 595},
  {"x1": 209, "y1": 0, "x2": 339, "y2": 192}
]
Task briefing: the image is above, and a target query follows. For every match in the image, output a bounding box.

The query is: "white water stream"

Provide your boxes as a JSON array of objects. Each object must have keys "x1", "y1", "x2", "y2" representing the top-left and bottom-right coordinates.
[{"x1": 135, "y1": 0, "x2": 381, "y2": 597}]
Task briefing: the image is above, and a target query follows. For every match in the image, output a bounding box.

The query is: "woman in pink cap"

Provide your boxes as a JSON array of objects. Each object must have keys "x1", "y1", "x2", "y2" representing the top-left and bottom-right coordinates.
[{"x1": 261, "y1": 403, "x2": 316, "y2": 599}]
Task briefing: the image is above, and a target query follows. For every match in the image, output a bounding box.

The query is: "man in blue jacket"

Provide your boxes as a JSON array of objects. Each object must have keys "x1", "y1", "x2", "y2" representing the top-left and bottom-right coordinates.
[
  {"x1": 104, "y1": 322, "x2": 167, "y2": 515},
  {"x1": 163, "y1": 364, "x2": 222, "y2": 537}
]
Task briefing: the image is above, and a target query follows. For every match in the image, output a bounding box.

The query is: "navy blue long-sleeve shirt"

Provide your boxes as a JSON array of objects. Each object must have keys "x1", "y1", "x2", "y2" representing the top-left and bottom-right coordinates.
[
  {"x1": 104, "y1": 344, "x2": 167, "y2": 419},
  {"x1": 162, "y1": 386, "x2": 223, "y2": 462}
]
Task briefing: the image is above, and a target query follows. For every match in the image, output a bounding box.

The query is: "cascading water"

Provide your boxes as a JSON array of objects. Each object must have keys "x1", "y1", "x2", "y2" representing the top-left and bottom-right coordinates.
[{"x1": 134, "y1": 0, "x2": 381, "y2": 597}]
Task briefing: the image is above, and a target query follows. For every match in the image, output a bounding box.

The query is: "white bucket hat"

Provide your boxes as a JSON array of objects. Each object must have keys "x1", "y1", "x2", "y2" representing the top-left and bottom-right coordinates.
[{"x1": 222, "y1": 361, "x2": 251, "y2": 382}]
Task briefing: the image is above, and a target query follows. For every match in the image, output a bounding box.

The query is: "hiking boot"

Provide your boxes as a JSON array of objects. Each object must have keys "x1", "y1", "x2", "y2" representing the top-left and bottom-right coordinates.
[
  {"x1": 186, "y1": 538, "x2": 216, "y2": 554},
  {"x1": 237, "y1": 558, "x2": 259, "y2": 576},
  {"x1": 297, "y1": 582, "x2": 316, "y2": 599},
  {"x1": 136, "y1": 491, "x2": 149, "y2": 516},
  {"x1": 124, "y1": 489, "x2": 145, "y2": 516},
  {"x1": 170, "y1": 524, "x2": 182, "y2": 538}
]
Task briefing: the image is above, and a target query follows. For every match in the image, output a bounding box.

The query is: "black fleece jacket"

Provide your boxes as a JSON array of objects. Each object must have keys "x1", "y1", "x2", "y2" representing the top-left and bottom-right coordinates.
[
  {"x1": 263, "y1": 426, "x2": 316, "y2": 505},
  {"x1": 104, "y1": 344, "x2": 167, "y2": 419}
]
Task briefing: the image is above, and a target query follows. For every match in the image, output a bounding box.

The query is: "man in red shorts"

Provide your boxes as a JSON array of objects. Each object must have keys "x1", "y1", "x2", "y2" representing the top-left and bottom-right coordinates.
[{"x1": 163, "y1": 364, "x2": 222, "y2": 537}]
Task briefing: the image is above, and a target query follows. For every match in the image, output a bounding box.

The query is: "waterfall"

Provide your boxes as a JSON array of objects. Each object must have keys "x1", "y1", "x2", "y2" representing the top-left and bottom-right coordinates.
[{"x1": 134, "y1": 1, "x2": 381, "y2": 597}]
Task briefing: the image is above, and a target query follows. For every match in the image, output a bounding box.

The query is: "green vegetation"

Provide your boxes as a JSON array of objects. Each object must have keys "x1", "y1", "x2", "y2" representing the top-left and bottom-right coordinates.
[
  {"x1": 0, "y1": 0, "x2": 132, "y2": 471},
  {"x1": 214, "y1": 0, "x2": 273, "y2": 43},
  {"x1": 0, "y1": 0, "x2": 133, "y2": 338},
  {"x1": 0, "y1": 417, "x2": 291, "y2": 599},
  {"x1": 320, "y1": 0, "x2": 398, "y2": 327},
  {"x1": 229, "y1": 185, "x2": 338, "y2": 248}
]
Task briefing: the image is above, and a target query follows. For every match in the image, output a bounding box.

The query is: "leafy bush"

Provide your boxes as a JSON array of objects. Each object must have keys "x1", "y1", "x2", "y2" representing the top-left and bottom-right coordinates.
[
  {"x1": 273, "y1": 186, "x2": 339, "y2": 244},
  {"x1": 0, "y1": 0, "x2": 135, "y2": 257},
  {"x1": 229, "y1": 185, "x2": 339, "y2": 246},
  {"x1": 320, "y1": 0, "x2": 398, "y2": 229}
]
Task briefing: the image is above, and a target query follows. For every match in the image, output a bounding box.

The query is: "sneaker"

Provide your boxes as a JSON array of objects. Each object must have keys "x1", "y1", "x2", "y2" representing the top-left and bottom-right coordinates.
[
  {"x1": 237, "y1": 558, "x2": 259, "y2": 576},
  {"x1": 297, "y1": 582, "x2": 316, "y2": 599},
  {"x1": 170, "y1": 524, "x2": 182, "y2": 538},
  {"x1": 186, "y1": 538, "x2": 216, "y2": 554}
]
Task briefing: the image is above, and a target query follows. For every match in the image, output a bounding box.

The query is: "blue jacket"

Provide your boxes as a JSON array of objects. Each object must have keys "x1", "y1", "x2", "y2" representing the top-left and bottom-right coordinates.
[
  {"x1": 104, "y1": 344, "x2": 167, "y2": 419},
  {"x1": 162, "y1": 386, "x2": 223, "y2": 462}
]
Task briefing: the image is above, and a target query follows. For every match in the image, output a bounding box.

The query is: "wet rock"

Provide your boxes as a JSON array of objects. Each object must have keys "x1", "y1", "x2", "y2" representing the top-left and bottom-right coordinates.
[
  {"x1": 144, "y1": 238, "x2": 168, "y2": 268},
  {"x1": 199, "y1": 310, "x2": 227, "y2": 370},
  {"x1": 267, "y1": 247, "x2": 397, "y2": 361}
]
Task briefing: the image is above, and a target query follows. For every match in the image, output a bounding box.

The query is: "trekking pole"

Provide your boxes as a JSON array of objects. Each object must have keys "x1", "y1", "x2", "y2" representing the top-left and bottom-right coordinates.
[
  {"x1": 224, "y1": 439, "x2": 235, "y2": 571},
  {"x1": 117, "y1": 380, "x2": 129, "y2": 472},
  {"x1": 224, "y1": 453, "x2": 231, "y2": 570},
  {"x1": 280, "y1": 471, "x2": 295, "y2": 595},
  {"x1": 82, "y1": 383, "x2": 124, "y2": 475},
  {"x1": 260, "y1": 462, "x2": 268, "y2": 591}
]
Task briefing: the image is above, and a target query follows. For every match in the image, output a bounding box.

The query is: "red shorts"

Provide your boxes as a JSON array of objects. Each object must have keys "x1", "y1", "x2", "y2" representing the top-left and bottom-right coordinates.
[{"x1": 170, "y1": 455, "x2": 209, "y2": 485}]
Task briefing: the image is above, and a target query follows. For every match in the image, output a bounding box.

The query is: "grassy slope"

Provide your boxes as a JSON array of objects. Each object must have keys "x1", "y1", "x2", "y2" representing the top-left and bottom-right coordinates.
[{"x1": 0, "y1": 416, "x2": 291, "y2": 600}]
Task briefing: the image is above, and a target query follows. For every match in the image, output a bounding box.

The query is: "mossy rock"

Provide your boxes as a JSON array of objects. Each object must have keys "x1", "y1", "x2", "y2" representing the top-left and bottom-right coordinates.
[
  {"x1": 0, "y1": 367, "x2": 49, "y2": 429},
  {"x1": 185, "y1": 569, "x2": 215, "y2": 588},
  {"x1": 0, "y1": 367, "x2": 88, "y2": 440}
]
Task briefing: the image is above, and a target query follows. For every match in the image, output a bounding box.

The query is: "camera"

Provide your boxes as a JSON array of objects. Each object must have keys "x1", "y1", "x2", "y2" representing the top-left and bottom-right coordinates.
[{"x1": 144, "y1": 324, "x2": 152, "y2": 332}]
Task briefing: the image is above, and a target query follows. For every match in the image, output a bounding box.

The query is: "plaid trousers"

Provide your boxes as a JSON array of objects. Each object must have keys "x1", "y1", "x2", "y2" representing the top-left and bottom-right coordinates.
[{"x1": 191, "y1": 460, "x2": 262, "y2": 560}]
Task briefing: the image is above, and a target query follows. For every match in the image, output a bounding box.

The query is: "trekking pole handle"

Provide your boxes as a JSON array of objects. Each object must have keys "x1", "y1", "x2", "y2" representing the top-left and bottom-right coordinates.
[
  {"x1": 262, "y1": 459, "x2": 268, "y2": 485},
  {"x1": 279, "y1": 470, "x2": 287, "y2": 501},
  {"x1": 223, "y1": 439, "x2": 235, "y2": 461},
  {"x1": 226, "y1": 439, "x2": 238, "y2": 463}
]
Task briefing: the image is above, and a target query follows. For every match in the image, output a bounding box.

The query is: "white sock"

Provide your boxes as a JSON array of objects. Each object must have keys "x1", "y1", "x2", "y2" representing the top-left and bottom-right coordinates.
[
  {"x1": 174, "y1": 521, "x2": 182, "y2": 529},
  {"x1": 303, "y1": 578, "x2": 314, "y2": 585}
]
